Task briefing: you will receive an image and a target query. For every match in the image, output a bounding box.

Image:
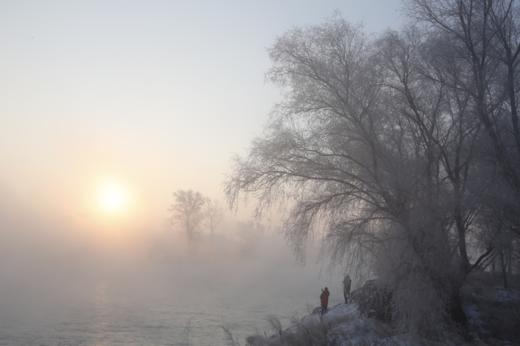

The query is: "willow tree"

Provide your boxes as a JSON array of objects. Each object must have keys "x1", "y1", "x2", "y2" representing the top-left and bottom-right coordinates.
[
  {"x1": 226, "y1": 0, "x2": 520, "y2": 336},
  {"x1": 226, "y1": 16, "x2": 475, "y2": 334}
]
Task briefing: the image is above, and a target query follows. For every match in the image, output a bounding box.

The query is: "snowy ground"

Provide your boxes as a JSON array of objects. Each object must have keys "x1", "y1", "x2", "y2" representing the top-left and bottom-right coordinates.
[
  {"x1": 248, "y1": 288, "x2": 520, "y2": 346},
  {"x1": 246, "y1": 303, "x2": 406, "y2": 346}
]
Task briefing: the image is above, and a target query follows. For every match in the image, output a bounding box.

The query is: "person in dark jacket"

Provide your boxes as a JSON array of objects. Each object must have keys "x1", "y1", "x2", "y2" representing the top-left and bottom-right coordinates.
[
  {"x1": 343, "y1": 274, "x2": 351, "y2": 304},
  {"x1": 320, "y1": 287, "x2": 330, "y2": 315}
]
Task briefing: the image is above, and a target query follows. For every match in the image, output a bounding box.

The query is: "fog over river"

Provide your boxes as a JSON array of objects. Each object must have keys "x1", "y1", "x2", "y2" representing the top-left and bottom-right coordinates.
[{"x1": 0, "y1": 208, "x2": 344, "y2": 345}]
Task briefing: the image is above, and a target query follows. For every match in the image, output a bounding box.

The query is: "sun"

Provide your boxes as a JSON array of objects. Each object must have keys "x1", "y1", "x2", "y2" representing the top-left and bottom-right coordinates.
[{"x1": 96, "y1": 180, "x2": 130, "y2": 214}]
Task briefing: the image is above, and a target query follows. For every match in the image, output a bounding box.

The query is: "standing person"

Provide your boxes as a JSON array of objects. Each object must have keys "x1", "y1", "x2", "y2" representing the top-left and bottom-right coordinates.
[
  {"x1": 343, "y1": 274, "x2": 351, "y2": 304},
  {"x1": 320, "y1": 287, "x2": 330, "y2": 315}
]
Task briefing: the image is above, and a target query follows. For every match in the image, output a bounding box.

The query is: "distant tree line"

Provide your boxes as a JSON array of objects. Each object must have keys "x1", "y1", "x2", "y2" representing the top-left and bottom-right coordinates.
[{"x1": 226, "y1": 0, "x2": 520, "y2": 335}]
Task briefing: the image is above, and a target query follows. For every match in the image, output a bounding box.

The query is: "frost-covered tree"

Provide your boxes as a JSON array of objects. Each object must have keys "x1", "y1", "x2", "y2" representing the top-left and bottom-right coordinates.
[
  {"x1": 226, "y1": 17, "x2": 455, "y2": 333},
  {"x1": 226, "y1": 7, "x2": 520, "y2": 334},
  {"x1": 170, "y1": 190, "x2": 206, "y2": 239},
  {"x1": 225, "y1": 0, "x2": 520, "y2": 335},
  {"x1": 204, "y1": 198, "x2": 223, "y2": 236},
  {"x1": 409, "y1": 0, "x2": 520, "y2": 287}
]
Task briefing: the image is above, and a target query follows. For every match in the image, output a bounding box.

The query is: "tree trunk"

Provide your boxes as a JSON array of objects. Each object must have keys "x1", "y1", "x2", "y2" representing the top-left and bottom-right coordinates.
[
  {"x1": 500, "y1": 250, "x2": 509, "y2": 289},
  {"x1": 507, "y1": 248, "x2": 512, "y2": 277},
  {"x1": 448, "y1": 288, "x2": 467, "y2": 327},
  {"x1": 455, "y1": 205, "x2": 470, "y2": 272}
]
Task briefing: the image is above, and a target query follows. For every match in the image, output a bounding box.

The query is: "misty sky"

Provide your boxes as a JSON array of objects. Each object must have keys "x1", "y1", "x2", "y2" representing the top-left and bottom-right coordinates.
[{"x1": 1, "y1": 0, "x2": 404, "y2": 231}]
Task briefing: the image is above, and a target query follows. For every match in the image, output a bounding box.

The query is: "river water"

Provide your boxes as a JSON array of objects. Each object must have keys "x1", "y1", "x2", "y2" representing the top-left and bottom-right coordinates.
[
  {"x1": 0, "y1": 286, "x2": 312, "y2": 345},
  {"x1": 0, "y1": 233, "x2": 343, "y2": 345}
]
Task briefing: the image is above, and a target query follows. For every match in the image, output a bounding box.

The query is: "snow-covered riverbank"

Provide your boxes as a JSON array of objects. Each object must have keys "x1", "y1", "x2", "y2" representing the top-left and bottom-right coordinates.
[{"x1": 245, "y1": 274, "x2": 520, "y2": 346}]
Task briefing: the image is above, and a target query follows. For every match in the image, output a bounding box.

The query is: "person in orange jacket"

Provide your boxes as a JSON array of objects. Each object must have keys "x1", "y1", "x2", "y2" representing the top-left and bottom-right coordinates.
[{"x1": 320, "y1": 287, "x2": 330, "y2": 315}]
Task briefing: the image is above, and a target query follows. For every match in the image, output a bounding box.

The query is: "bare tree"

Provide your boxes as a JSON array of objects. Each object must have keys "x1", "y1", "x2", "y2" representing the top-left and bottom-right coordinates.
[
  {"x1": 226, "y1": 16, "x2": 460, "y2": 333},
  {"x1": 226, "y1": 4, "x2": 520, "y2": 335},
  {"x1": 204, "y1": 198, "x2": 223, "y2": 236},
  {"x1": 409, "y1": 0, "x2": 520, "y2": 214},
  {"x1": 170, "y1": 190, "x2": 205, "y2": 240},
  {"x1": 408, "y1": 0, "x2": 520, "y2": 285}
]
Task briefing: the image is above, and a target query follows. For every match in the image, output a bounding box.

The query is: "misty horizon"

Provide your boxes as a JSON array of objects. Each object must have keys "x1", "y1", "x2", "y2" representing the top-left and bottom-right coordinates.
[{"x1": 2, "y1": 1, "x2": 520, "y2": 345}]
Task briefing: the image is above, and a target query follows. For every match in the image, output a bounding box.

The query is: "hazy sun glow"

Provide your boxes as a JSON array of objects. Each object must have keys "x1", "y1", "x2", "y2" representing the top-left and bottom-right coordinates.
[{"x1": 96, "y1": 180, "x2": 131, "y2": 215}]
